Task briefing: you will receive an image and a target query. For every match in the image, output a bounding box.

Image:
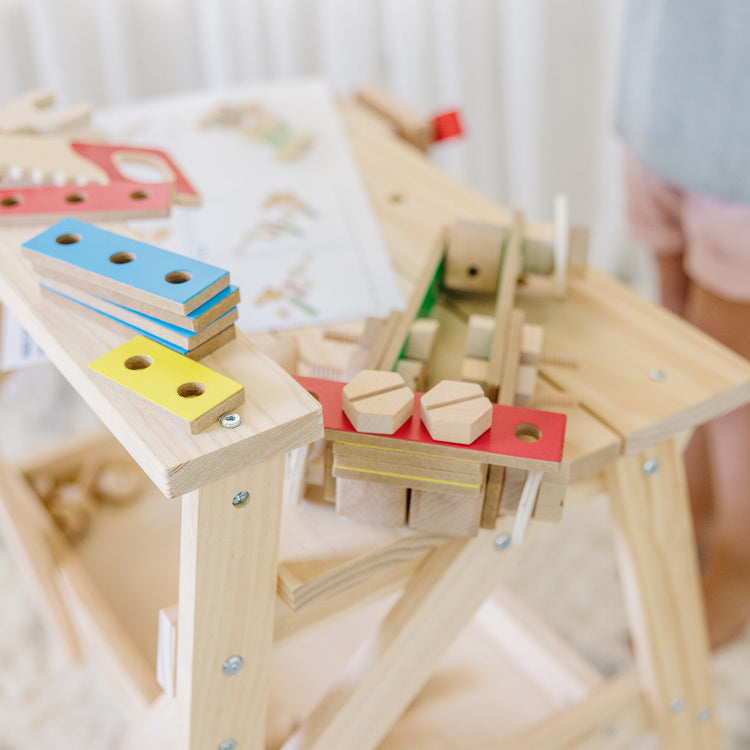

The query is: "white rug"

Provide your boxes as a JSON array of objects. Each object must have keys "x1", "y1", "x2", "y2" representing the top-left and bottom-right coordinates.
[{"x1": 0, "y1": 365, "x2": 748, "y2": 749}]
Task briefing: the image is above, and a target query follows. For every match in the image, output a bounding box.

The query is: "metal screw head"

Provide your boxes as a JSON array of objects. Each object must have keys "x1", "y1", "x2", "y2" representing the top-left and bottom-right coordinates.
[
  {"x1": 222, "y1": 655, "x2": 244, "y2": 675},
  {"x1": 220, "y1": 412, "x2": 242, "y2": 429},
  {"x1": 650, "y1": 369, "x2": 667, "y2": 382},
  {"x1": 232, "y1": 490, "x2": 250, "y2": 507},
  {"x1": 494, "y1": 533, "x2": 511, "y2": 551},
  {"x1": 696, "y1": 706, "x2": 712, "y2": 722},
  {"x1": 642, "y1": 458, "x2": 660, "y2": 476},
  {"x1": 219, "y1": 741, "x2": 237, "y2": 750},
  {"x1": 669, "y1": 697, "x2": 685, "y2": 713}
]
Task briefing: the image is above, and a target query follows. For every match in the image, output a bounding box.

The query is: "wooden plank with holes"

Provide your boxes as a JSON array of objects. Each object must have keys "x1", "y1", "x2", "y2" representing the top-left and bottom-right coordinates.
[
  {"x1": 23, "y1": 219, "x2": 229, "y2": 316},
  {"x1": 296, "y1": 376, "x2": 566, "y2": 473},
  {"x1": 88, "y1": 336, "x2": 245, "y2": 434}
]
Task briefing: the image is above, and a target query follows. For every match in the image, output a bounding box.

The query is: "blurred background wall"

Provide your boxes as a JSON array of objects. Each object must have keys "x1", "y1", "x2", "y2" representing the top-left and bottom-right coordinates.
[{"x1": 0, "y1": 0, "x2": 652, "y2": 294}]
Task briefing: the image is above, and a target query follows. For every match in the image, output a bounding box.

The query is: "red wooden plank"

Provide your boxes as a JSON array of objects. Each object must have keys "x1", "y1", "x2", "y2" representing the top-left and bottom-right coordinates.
[
  {"x1": 0, "y1": 182, "x2": 171, "y2": 225},
  {"x1": 294, "y1": 376, "x2": 566, "y2": 470},
  {"x1": 71, "y1": 142, "x2": 200, "y2": 205}
]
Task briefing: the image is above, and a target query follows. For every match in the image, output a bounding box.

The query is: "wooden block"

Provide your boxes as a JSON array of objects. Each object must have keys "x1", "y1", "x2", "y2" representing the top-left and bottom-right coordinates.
[
  {"x1": 295, "y1": 376, "x2": 566, "y2": 473},
  {"x1": 498, "y1": 467, "x2": 567, "y2": 522},
  {"x1": 40, "y1": 280, "x2": 238, "y2": 349},
  {"x1": 444, "y1": 221, "x2": 505, "y2": 294},
  {"x1": 396, "y1": 358, "x2": 426, "y2": 392},
  {"x1": 0, "y1": 181, "x2": 172, "y2": 225},
  {"x1": 421, "y1": 380, "x2": 493, "y2": 444},
  {"x1": 39, "y1": 286, "x2": 237, "y2": 361},
  {"x1": 38, "y1": 269, "x2": 240, "y2": 332},
  {"x1": 88, "y1": 336, "x2": 245, "y2": 434},
  {"x1": 460, "y1": 357, "x2": 489, "y2": 386},
  {"x1": 514, "y1": 364, "x2": 538, "y2": 409},
  {"x1": 520, "y1": 324, "x2": 544, "y2": 366},
  {"x1": 332, "y1": 454, "x2": 486, "y2": 497},
  {"x1": 24, "y1": 218, "x2": 229, "y2": 315},
  {"x1": 342, "y1": 370, "x2": 414, "y2": 435},
  {"x1": 481, "y1": 464, "x2": 505, "y2": 529},
  {"x1": 405, "y1": 317, "x2": 439, "y2": 361},
  {"x1": 335, "y1": 477, "x2": 408, "y2": 526},
  {"x1": 489, "y1": 308, "x2": 526, "y2": 405},
  {"x1": 333, "y1": 441, "x2": 485, "y2": 477},
  {"x1": 465, "y1": 314, "x2": 495, "y2": 358},
  {"x1": 0, "y1": 88, "x2": 91, "y2": 135},
  {"x1": 408, "y1": 487, "x2": 483, "y2": 537}
]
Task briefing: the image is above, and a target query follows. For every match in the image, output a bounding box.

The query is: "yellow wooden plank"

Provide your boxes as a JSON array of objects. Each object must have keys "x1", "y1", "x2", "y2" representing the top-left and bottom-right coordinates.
[{"x1": 88, "y1": 336, "x2": 244, "y2": 433}]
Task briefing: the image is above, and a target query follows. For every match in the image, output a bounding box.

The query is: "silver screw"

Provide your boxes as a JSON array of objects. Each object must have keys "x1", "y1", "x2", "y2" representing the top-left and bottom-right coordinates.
[
  {"x1": 222, "y1": 655, "x2": 244, "y2": 675},
  {"x1": 650, "y1": 369, "x2": 667, "y2": 382},
  {"x1": 642, "y1": 458, "x2": 660, "y2": 476},
  {"x1": 232, "y1": 490, "x2": 250, "y2": 507},
  {"x1": 696, "y1": 706, "x2": 712, "y2": 722},
  {"x1": 219, "y1": 741, "x2": 237, "y2": 750},
  {"x1": 669, "y1": 697, "x2": 685, "y2": 713},
  {"x1": 220, "y1": 412, "x2": 242, "y2": 429},
  {"x1": 494, "y1": 533, "x2": 511, "y2": 551}
]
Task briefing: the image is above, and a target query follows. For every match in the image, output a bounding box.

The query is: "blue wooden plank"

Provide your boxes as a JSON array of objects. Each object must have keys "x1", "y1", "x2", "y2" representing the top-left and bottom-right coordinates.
[
  {"x1": 23, "y1": 218, "x2": 229, "y2": 313},
  {"x1": 42, "y1": 285, "x2": 233, "y2": 357},
  {"x1": 40, "y1": 283, "x2": 237, "y2": 347}
]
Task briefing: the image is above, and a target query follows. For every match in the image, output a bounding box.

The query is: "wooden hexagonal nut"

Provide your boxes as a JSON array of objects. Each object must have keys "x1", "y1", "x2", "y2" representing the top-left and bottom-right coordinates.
[
  {"x1": 342, "y1": 370, "x2": 414, "y2": 435},
  {"x1": 420, "y1": 380, "x2": 493, "y2": 444}
]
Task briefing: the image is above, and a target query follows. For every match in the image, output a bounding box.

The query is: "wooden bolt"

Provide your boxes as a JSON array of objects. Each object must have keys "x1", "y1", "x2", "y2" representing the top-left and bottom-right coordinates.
[
  {"x1": 420, "y1": 380, "x2": 493, "y2": 444},
  {"x1": 342, "y1": 370, "x2": 415, "y2": 435}
]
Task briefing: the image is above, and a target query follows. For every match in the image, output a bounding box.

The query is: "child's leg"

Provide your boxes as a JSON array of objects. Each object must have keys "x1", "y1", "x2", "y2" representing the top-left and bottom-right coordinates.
[
  {"x1": 685, "y1": 283, "x2": 750, "y2": 646},
  {"x1": 654, "y1": 256, "x2": 714, "y2": 560}
]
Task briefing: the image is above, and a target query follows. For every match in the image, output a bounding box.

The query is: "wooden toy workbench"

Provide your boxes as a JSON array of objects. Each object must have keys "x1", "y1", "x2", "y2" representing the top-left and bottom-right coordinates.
[{"x1": 1, "y1": 95, "x2": 750, "y2": 750}]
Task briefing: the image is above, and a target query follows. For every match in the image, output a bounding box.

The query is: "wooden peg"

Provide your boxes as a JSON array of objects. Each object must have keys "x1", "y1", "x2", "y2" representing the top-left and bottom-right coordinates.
[
  {"x1": 342, "y1": 370, "x2": 414, "y2": 435},
  {"x1": 355, "y1": 84, "x2": 433, "y2": 151},
  {"x1": 420, "y1": 380, "x2": 493, "y2": 444}
]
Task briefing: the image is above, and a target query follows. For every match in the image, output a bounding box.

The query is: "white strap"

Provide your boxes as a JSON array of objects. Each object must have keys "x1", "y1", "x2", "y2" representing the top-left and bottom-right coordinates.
[{"x1": 512, "y1": 469, "x2": 543, "y2": 545}]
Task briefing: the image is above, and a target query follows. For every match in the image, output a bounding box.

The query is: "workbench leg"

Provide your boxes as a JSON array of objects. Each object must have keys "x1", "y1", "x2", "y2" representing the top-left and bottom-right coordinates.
[
  {"x1": 176, "y1": 455, "x2": 285, "y2": 750},
  {"x1": 605, "y1": 439, "x2": 720, "y2": 750},
  {"x1": 281, "y1": 519, "x2": 529, "y2": 750}
]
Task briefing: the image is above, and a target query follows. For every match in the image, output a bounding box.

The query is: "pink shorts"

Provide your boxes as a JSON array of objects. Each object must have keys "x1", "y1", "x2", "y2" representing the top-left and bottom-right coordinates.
[{"x1": 623, "y1": 150, "x2": 750, "y2": 302}]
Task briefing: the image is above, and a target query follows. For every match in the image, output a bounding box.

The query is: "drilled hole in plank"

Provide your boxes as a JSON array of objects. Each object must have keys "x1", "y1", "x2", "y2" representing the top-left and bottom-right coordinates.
[
  {"x1": 110, "y1": 252, "x2": 136, "y2": 264},
  {"x1": 56, "y1": 233, "x2": 82, "y2": 245},
  {"x1": 1, "y1": 195, "x2": 21, "y2": 207},
  {"x1": 124, "y1": 355, "x2": 152, "y2": 370},
  {"x1": 65, "y1": 193, "x2": 87, "y2": 204},
  {"x1": 129, "y1": 190, "x2": 150, "y2": 201},
  {"x1": 165, "y1": 270, "x2": 192, "y2": 284},
  {"x1": 177, "y1": 382, "x2": 205, "y2": 398},
  {"x1": 514, "y1": 423, "x2": 542, "y2": 443}
]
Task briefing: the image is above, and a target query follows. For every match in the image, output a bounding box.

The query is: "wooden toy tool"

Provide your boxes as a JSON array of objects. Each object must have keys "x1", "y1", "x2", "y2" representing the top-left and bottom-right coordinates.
[{"x1": 0, "y1": 88, "x2": 91, "y2": 135}]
